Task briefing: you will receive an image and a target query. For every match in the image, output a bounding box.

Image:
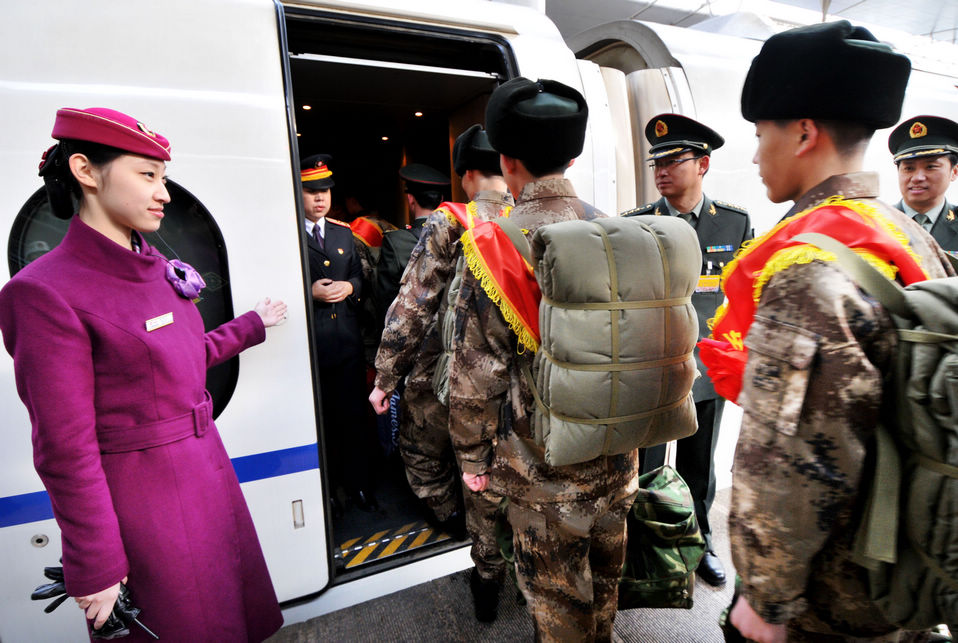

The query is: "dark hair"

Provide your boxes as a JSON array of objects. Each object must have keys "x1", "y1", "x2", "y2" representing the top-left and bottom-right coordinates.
[
  {"x1": 521, "y1": 158, "x2": 571, "y2": 178},
  {"x1": 946, "y1": 152, "x2": 958, "y2": 168},
  {"x1": 411, "y1": 189, "x2": 443, "y2": 211},
  {"x1": 770, "y1": 119, "x2": 874, "y2": 156},
  {"x1": 40, "y1": 139, "x2": 126, "y2": 219}
]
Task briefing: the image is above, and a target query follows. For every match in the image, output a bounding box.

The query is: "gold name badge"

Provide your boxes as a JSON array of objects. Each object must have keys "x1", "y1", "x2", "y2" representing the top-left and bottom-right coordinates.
[
  {"x1": 695, "y1": 275, "x2": 721, "y2": 293},
  {"x1": 145, "y1": 312, "x2": 174, "y2": 332}
]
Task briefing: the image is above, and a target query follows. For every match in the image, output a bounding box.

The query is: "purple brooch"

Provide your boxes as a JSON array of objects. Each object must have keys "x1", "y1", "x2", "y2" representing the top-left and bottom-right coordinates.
[{"x1": 165, "y1": 259, "x2": 206, "y2": 300}]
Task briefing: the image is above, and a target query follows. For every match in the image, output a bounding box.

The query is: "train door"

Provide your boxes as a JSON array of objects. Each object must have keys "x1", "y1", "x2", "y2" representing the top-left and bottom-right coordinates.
[{"x1": 280, "y1": 4, "x2": 517, "y2": 583}]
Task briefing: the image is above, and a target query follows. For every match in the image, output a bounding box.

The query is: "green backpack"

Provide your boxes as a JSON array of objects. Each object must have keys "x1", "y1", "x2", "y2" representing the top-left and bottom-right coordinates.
[
  {"x1": 497, "y1": 215, "x2": 702, "y2": 467},
  {"x1": 794, "y1": 232, "x2": 958, "y2": 630}
]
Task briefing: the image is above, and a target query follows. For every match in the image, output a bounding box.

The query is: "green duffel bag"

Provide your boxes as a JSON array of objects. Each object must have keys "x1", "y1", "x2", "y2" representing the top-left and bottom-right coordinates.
[
  {"x1": 500, "y1": 215, "x2": 702, "y2": 466},
  {"x1": 618, "y1": 463, "x2": 706, "y2": 610}
]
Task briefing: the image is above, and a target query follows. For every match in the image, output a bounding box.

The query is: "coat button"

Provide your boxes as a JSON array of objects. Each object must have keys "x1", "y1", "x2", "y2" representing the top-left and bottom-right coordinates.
[{"x1": 324, "y1": 260, "x2": 330, "y2": 266}]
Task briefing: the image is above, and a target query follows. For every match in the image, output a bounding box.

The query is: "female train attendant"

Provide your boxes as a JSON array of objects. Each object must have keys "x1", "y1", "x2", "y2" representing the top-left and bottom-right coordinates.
[{"x1": 0, "y1": 107, "x2": 286, "y2": 641}]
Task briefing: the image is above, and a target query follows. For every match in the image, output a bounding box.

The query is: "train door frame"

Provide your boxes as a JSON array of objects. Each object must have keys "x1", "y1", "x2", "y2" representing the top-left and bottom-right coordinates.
[{"x1": 276, "y1": 0, "x2": 520, "y2": 590}]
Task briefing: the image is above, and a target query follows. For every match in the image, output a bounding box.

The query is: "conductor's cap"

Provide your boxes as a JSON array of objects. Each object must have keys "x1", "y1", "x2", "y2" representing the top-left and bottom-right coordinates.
[
  {"x1": 51, "y1": 107, "x2": 171, "y2": 161},
  {"x1": 453, "y1": 125, "x2": 501, "y2": 177},
  {"x1": 485, "y1": 77, "x2": 588, "y2": 168},
  {"x1": 301, "y1": 154, "x2": 335, "y2": 190},
  {"x1": 741, "y1": 21, "x2": 911, "y2": 128}
]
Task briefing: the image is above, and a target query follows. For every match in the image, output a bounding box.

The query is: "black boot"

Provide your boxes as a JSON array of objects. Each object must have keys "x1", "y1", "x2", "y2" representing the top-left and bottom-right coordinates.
[{"x1": 469, "y1": 568, "x2": 501, "y2": 623}]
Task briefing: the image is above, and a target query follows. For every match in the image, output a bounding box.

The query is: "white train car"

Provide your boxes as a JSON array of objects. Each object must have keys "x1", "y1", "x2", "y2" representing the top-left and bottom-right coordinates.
[{"x1": 1, "y1": 1, "x2": 957, "y2": 640}]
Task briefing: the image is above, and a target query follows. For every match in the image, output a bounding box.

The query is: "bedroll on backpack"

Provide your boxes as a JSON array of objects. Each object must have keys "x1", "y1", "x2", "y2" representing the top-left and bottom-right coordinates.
[
  {"x1": 508, "y1": 215, "x2": 701, "y2": 467},
  {"x1": 794, "y1": 233, "x2": 958, "y2": 630}
]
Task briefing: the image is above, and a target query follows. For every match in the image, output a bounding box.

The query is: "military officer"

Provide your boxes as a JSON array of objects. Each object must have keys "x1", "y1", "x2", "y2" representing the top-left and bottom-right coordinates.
[
  {"x1": 302, "y1": 154, "x2": 377, "y2": 512},
  {"x1": 696, "y1": 22, "x2": 954, "y2": 641},
  {"x1": 624, "y1": 113, "x2": 752, "y2": 588},
  {"x1": 370, "y1": 125, "x2": 512, "y2": 622},
  {"x1": 449, "y1": 78, "x2": 638, "y2": 641},
  {"x1": 889, "y1": 115, "x2": 958, "y2": 252},
  {"x1": 376, "y1": 163, "x2": 449, "y2": 324}
]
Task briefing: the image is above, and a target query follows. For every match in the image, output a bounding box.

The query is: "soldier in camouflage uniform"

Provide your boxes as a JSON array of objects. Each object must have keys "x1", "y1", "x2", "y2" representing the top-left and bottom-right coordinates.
[
  {"x1": 449, "y1": 77, "x2": 638, "y2": 641},
  {"x1": 369, "y1": 126, "x2": 512, "y2": 621},
  {"x1": 702, "y1": 22, "x2": 955, "y2": 642}
]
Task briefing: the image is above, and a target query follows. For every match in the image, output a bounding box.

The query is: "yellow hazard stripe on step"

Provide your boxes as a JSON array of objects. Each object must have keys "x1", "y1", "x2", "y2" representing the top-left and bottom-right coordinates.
[{"x1": 336, "y1": 521, "x2": 451, "y2": 568}]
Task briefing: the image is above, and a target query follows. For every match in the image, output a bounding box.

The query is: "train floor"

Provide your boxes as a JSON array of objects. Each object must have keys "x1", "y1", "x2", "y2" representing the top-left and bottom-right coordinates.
[
  {"x1": 330, "y1": 450, "x2": 462, "y2": 571},
  {"x1": 269, "y1": 487, "x2": 737, "y2": 642}
]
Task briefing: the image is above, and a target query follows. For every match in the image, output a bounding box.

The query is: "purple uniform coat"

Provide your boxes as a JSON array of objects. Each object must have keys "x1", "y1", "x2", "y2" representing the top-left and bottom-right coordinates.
[{"x1": 0, "y1": 217, "x2": 282, "y2": 641}]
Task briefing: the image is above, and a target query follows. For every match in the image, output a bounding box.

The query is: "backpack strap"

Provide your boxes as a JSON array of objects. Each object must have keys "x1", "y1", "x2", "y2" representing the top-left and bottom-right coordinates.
[
  {"x1": 495, "y1": 218, "x2": 534, "y2": 266},
  {"x1": 791, "y1": 232, "x2": 908, "y2": 570},
  {"x1": 791, "y1": 232, "x2": 909, "y2": 317}
]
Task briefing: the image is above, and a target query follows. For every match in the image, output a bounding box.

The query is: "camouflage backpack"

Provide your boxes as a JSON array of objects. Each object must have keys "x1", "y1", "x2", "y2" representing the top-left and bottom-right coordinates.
[
  {"x1": 618, "y1": 463, "x2": 706, "y2": 610},
  {"x1": 795, "y1": 232, "x2": 958, "y2": 630}
]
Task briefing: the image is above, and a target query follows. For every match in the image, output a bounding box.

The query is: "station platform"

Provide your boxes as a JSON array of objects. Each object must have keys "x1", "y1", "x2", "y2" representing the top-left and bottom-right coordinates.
[{"x1": 268, "y1": 488, "x2": 736, "y2": 642}]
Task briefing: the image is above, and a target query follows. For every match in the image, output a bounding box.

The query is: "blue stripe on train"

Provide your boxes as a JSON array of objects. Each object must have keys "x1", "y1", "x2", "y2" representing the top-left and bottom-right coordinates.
[{"x1": 0, "y1": 443, "x2": 320, "y2": 528}]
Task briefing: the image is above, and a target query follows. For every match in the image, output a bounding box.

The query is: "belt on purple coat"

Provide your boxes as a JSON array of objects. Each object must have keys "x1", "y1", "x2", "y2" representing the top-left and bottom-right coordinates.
[{"x1": 97, "y1": 392, "x2": 213, "y2": 454}]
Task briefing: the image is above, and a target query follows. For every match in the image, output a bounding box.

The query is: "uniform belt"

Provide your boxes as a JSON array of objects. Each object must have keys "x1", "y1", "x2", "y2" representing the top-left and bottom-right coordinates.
[{"x1": 97, "y1": 392, "x2": 213, "y2": 454}]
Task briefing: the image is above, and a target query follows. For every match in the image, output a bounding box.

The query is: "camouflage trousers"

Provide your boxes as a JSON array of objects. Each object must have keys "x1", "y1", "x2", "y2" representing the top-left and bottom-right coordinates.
[
  {"x1": 507, "y1": 488, "x2": 638, "y2": 642},
  {"x1": 399, "y1": 380, "x2": 460, "y2": 521},
  {"x1": 463, "y1": 486, "x2": 505, "y2": 582}
]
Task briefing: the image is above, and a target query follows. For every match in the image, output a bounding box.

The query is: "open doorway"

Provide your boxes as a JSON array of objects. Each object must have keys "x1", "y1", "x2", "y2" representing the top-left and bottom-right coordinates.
[{"x1": 284, "y1": 7, "x2": 515, "y2": 581}]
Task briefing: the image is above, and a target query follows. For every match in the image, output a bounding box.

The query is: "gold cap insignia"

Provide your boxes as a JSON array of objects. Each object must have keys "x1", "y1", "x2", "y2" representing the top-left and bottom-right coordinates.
[
  {"x1": 910, "y1": 122, "x2": 928, "y2": 139},
  {"x1": 654, "y1": 120, "x2": 668, "y2": 138},
  {"x1": 136, "y1": 121, "x2": 157, "y2": 138}
]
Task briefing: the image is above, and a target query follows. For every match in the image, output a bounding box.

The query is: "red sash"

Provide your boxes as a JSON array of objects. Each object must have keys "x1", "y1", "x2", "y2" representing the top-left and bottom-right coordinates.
[
  {"x1": 437, "y1": 202, "x2": 470, "y2": 229},
  {"x1": 699, "y1": 197, "x2": 928, "y2": 403},
  {"x1": 350, "y1": 217, "x2": 384, "y2": 248},
  {"x1": 461, "y1": 219, "x2": 540, "y2": 353}
]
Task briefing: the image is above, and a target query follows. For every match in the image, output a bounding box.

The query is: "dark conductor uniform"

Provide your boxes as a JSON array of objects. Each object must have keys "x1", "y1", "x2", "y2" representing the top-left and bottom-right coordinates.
[
  {"x1": 624, "y1": 114, "x2": 752, "y2": 586},
  {"x1": 302, "y1": 155, "x2": 375, "y2": 507},
  {"x1": 888, "y1": 115, "x2": 958, "y2": 252},
  {"x1": 376, "y1": 163, "x2": 450, "y2": 325}
]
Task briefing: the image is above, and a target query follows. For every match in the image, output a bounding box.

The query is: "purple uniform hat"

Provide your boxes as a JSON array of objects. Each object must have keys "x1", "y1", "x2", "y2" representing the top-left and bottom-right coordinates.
[{"x1": 51, "y1": 107, "x2": 172, "y2": 161}]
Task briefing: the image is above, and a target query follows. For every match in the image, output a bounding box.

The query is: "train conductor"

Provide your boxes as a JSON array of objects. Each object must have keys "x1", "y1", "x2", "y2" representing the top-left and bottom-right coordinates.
[
  {"x1": 302, "y1": 154, "x2": 377, "y2": 511},
  {"x1": 623, "y1": 113, "x2": 752, "y2": 587}
]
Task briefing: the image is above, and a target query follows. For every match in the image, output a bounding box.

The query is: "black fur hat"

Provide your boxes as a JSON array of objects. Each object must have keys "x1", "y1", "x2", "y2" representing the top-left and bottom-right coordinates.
[
  {"x1": 485, "y1": 77, "x2": 588, "y2": 168},
  {"x1": 741, "y1": 21, "x2": 911, "y2": 129},
  {"x1": 453, "y1": 125, "x2": 501, "y2": 176}
]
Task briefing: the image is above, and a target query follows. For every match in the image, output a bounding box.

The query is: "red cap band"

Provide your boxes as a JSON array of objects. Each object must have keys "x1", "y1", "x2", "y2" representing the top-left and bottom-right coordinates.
[{"x1": 51, "y1": 107, "x2": 171, "y2": 161}]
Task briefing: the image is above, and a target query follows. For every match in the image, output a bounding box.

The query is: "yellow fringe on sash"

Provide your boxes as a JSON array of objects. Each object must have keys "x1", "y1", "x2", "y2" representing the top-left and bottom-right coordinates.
[
  {"x1": 754, "y1": 245, "x2": 898, "y2": 303},
  {"x1": 461, "y1": 228, "x2": 540, "y2": 354},
  {"x1": 707, "y1": 196, "x2": 921, "y2": 332}
]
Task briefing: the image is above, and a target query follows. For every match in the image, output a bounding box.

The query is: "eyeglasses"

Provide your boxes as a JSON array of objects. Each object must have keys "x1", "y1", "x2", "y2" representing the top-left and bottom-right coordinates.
[{"x1": 648, "y1": 155, "x2": 702, "y2": 170}]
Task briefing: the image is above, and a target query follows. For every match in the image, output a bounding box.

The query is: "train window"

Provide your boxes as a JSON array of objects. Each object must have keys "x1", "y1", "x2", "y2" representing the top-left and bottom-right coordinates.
[{"x1": 7, "y1": 181, "x2": 239, "y2": 418}]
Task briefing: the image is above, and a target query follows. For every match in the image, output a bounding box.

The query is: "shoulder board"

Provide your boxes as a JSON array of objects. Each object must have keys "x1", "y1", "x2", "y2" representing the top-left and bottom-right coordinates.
[
  {"x1": 326, "y1": 217, "x2": 350, "y2": 228},
  {"x1": 620, "y1": 203, "x2": 656, "y2": 217},
  {"x1": 711, "y1": 200, "x2": 748, "y2": 215}
]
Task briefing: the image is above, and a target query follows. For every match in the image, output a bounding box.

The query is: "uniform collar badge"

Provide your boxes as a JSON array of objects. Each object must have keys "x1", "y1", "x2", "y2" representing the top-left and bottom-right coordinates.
[
  {"x1": 948, "y1": 209, "x2": 955, "y2": 222},
  {"x1": 709, "y1": 203, "x2": 716, "y2": 216}
]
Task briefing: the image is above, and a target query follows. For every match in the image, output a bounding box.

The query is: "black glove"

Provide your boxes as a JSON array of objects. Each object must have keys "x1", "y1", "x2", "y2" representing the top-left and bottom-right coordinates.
[{"x1": 32, "y1": 566, "x2": 159, "y2": 640}]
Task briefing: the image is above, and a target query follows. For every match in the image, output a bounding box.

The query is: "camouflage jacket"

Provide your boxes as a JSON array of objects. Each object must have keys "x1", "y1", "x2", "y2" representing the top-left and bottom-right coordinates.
[
  {"x1": 374, "y1": 191, "x2": 512, "y2": 393},
  {"x1": 730, "y1": 172, "x2": 956, "y2": 635},
  {"x1": 449, "y1": 177, "x2": 639, "y2": 504}
]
